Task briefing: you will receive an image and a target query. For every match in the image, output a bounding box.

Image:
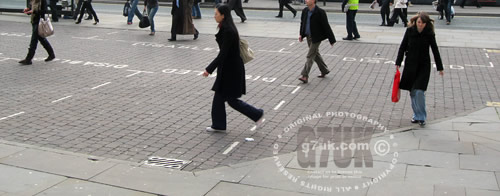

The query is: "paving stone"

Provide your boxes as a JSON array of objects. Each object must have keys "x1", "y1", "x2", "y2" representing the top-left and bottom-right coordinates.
[
  {"x1": 0, "y1": 149, "x2": 116, "y2": 179},
  {"x1": 419, "y1": 140, "x2": 474, "y2": 154},
  {"x1": 36, "y1": 178, "x2": 156, "y2": 196},
  {"x1": 366, "y1": 181, "x2": 434, "y2": 196},
  {"x1": 405, "y1": 165, "x2": 499, "y2": 190},
  {"x1": 434, "y1": 185, "x2": 466, "y2": 196},
  {"x1": 453, "y1": 122, "x2": 500, "y2": 132},
  {"x1": 0, "y1": 143, "x2": 25, "y2": 159},
  {"x1": 466, "y1": 188, "x2": 500, "y2": 196},
  {"x1": 0, "y1": 164, "x2": 66, "y2": 195},
  {"x1": 206, "y1": 181, "x2": 314, "y2": 196},
  {"x1": 91, "y1": 164, "x2": 219, "y2": 196},
  {"x1": 412, "y1": 130, "x2": 459, "y2": 141},
  {"x1": 372, "y1": 150, "x2": 459, "y2": 169},
  {"x1": 460, "y1": 154, "x2": 500, "y2": 172}
]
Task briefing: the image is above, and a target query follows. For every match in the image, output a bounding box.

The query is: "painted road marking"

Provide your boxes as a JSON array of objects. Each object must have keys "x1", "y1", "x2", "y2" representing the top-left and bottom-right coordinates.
[
  {"x1": 91, "y1": 82, "x2": 111, "y2": 89},
  {"x1": 289, "y1": 42, "x2": 295, "y2": 46},
  {"x1": 485, "y1": 53, "x2": 490, "y2": 58},
  {"x1": 126, "y1": 70, "x2": 155, "y2": 77},
  {"x1": 0, "y1": 112, "x2": 25, "y2": 121},
  {"x1": 486, "y1": 49, "x2": 500, "y2": 53},
  {"x1": 51, "y1": 95, "x2": 72, "y2": 103},
  {"x1": 274, "y1": 100, "x2": 286, "y2": 110},
  {"x1": 222, "y1": 142, "x2": 240, "y2": 155},
  {"x1": 107, "y1": 32, "x2": 118, "y2": 35},
  {"x1": 486, "y1": 102, "x2": 500, "y2": 107},
  {"x1": 281, "y1": 85, "x2": 301, "y2": 94},
  {"x1": 490, "y1": 62, "x2": 495, "y2": 67}
]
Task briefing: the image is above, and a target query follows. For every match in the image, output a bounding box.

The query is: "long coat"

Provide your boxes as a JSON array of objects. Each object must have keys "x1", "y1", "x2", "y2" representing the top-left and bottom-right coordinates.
[
  {"x1": 395, "y1": 26, "x2": 443, "y2": 91},
  {"x1": 205, "y1": 26, "x2": 246, "y2": 98},
  {"x1": 171, "y1": 0, "x2": 195, "y2": 34}
]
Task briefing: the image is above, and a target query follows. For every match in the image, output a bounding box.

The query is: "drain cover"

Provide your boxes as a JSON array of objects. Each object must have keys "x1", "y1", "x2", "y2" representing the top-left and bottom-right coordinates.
[{"x1": 144, "y1": 157, "x2": 191, "y2": 169}]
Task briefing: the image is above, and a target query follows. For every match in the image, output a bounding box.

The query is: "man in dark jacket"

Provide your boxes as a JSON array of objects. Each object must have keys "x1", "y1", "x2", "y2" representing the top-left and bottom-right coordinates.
[{"x1": 298, "y1": 0, "x2": 336, "y2": 83}]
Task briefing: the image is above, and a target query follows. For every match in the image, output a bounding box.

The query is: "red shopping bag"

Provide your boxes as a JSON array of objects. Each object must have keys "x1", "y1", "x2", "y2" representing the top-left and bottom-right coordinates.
[{"x1": 392, "y1": 68, "x2": 401, "y2": 102}]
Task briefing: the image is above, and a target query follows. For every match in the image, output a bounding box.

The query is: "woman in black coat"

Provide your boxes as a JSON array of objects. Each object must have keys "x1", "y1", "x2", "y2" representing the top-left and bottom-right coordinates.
[
  {"x1": 395, "y1": 12, "x2": 444, "y2": 126},
  {"x1": 202, "y1": 4, "x2": 264, "y2": 132},
  {"x1": 19, "y1": 0, "x2": 55, "y2": 65}
]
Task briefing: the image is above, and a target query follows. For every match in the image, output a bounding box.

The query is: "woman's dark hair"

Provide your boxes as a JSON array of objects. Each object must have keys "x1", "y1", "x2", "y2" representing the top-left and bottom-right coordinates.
[
  {"x1": 408, "y1": 11, "x2": 435, "y2": 33},
  {"x1": 216, "y1": 4, "x2": 239, "y2": 38}
]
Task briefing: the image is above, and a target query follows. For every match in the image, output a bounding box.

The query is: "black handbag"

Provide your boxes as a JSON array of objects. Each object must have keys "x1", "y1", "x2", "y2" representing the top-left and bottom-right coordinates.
[
  {"x1": 123, "y1": 0, "x2": 131, "y2": 17},
  {"x1": 139, "y1": 11, "x2": 150, "y2": 28}
]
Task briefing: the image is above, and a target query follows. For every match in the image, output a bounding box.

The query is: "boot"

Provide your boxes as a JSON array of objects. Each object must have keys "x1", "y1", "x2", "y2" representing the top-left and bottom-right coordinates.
[{"x1": 41, "y1": 40, "x2": 55, "y2": 62}]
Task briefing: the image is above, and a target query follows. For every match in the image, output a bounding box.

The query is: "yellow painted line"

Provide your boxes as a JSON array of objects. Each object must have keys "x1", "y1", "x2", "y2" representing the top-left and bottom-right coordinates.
[
  {"x1": 486, "y1": 49, "x2": 500, "y2": 53},
  {"x1": 486, "y1": 101, "x2": 500, "y2": 107}
]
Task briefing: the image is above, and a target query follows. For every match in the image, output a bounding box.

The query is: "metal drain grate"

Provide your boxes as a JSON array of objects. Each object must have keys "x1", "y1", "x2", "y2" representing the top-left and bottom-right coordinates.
[{"x1": 144, "y1": 157, "x2": 191, "y2": 169}]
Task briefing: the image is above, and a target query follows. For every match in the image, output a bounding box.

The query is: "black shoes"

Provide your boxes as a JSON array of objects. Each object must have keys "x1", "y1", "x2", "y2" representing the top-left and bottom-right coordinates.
[
  {"x1": 93, "y1": 19, "x2": 99, "y2": 25},
  {"x1": 45, "y1": 55, "x2": 55, "y2": 62},
  {"x1": 354, "y1": 36, "x2": 360, "y2": 40},
  {"x1": 194, "y1": 31, "x2": 199, "y2": 40},
  {"x1": 411, "y1": 118, "x2": 426, "y2": 126},
  {"x1": 75, "y1": 21, "x2": 81, "y2": 24},
  {"x1": 293, "y1": 11, "x2": 297, "y2": 18},
  {"x1": 18, "y1": 59, "x2": 32, "y2": 65},
  {"x1": 168, "y1": 38, "x2": 176, "y2": 41},
  {"x1": 318, "y1": 71, "x2": 330, "y2": 78},
  {"x1": 275, "y1": 15, "x2": 283, "y2": 18},
  {"x1": 343, "y1": 37, "x2": 353, "y2": 40},
  {"x1": 380, "y1": 23, "x2": 386, "y2": 26},
  {"x1": 241, "y1": 18, "x2": 246, "y2": 23}
]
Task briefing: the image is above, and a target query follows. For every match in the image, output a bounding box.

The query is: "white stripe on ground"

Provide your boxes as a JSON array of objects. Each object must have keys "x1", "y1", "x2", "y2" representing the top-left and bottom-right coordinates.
[
  {"x1": 51, "y1": 95, "x2": 72, "y2": 103},
  {"x1": 0, "y1": 112, "x2": 25, "y2": 121},
  {"x1": 222, "y1": 142, "x2": 240, "y2": 155},
  {"x1": 274, "y1": 100, "x2": 285, "y2": 110}
]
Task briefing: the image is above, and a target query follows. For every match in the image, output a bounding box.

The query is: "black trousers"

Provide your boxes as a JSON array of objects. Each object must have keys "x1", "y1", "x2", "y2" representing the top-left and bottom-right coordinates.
[
  {"x1": 233, "y1": 7, "x2": 246, "y2": 21},
  {"x1": 388, "y1": 8, "x2": 408, "y2": 26},
  {"x1": 49, "y1": 0, "x2": 58, "y2": 21},
  {"x1": 77, "y1": 1, "x2": 98, "y2": 22},
  {"x1": 73, "y1": 0, "x2": 92, "y2": 19},
  {"x1": 380, "y1": 4, "x2": 390, "y2": 24},
  {"x1": 211, "y1": 92, "x2": 262, "y2": 130},
  {"x1": 346, "y1": 10, "x2": 360, "y2": 39},
  {"x1": 26, "y1": 23, "x2": 54, "y2": 61},
  {"x1": 277, "y1": 1, "x2": 296, "y2": 16}
]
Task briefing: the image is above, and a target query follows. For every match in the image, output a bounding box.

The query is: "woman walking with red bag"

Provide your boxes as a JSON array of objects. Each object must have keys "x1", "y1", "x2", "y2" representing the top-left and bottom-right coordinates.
[{"x1": 395, "y1": 12, "x2": 444, "y2": 126}]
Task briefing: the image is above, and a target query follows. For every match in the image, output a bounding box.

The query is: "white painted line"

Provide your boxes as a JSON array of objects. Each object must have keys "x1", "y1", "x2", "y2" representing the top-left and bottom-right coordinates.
[
  {"x1": 274, "y1": 100, "x2": 286, "y2": 110},
  {"x1": 490, "y1": 62, "x2": 495, "y2": 67},
  {"x1": 250, "y1": 125, "x2": 257, "y2": 131},
  {"x1": 281, "y1": 85, "x2": 296, "y2": 87},
  {"x1": 0, "y1": 112, "x2": 25, "y2": 121},
  {"x1": 323, "y1": 54, "x2": 339, "y2": 57},
  {"x1": 222, "y1": 142, "x2": 240, "y2": 155},
  {"x1": 291, "y1": 86, "x2": 301, "y2": 94},
  {"x1": 281, "y1": 85, "x2": 301, "y2": 94},
  {"x1": 91, "y1": 82, "x2": 111, "y2": 89},
  {"x1": 485, "y1": 53, "x2": 490, "y2": 58},
  {"x1": 107, "y1": 32, "x2": 118, "y2": 35},
  {"x1": 289, "y1": 42, "x2": 295, "y2": 46},
  {"x1": 51, "y1": 95, "x2": 72, "y2": 103},
  {"x1": 126, "y1": 70, "x2": 155, "y2": 77}
]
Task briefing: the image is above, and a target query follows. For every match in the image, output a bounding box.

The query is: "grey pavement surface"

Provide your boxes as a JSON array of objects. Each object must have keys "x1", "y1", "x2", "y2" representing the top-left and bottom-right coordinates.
[{"x1": 1, "y1": 1, "x2": 500, "y2": 195}]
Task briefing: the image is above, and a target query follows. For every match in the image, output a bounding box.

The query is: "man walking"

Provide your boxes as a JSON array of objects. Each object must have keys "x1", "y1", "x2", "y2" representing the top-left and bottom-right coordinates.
[
  {"x1": 276, "y1": 0, "x2": 297, "y2": 18},
  {"x1": 298, "y1": 0, "x2": 336, "y2": 84},
  {"x1": 342, "y1": 0, "x2": 360, "y2": 40}
]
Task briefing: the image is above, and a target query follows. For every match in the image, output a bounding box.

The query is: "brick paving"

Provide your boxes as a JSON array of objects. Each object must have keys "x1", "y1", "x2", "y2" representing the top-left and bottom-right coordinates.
[{"x1": 1, "y1": 21, "x2": 499, "y2": 171}]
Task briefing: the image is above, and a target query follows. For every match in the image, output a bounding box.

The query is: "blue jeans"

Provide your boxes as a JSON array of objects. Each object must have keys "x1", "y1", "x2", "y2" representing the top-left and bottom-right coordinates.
[
  {"x1": 410, "y1": 89, "x2": 426, "y2": 121},
  {"x1": 445, "y1": 0, "x2": 452, "y2": 22},
  {"x1": 127, "y1": 0, "x2": 143, "y2": 23},
  {"x1": 211, "y1": 92, "x2": 263, "y2": 130},
  {"x1": 192, "y1": 3, "x2": 201, "y2": 18},
  {"x1": 147, "y1": 6, "x2": 158, "y2": 32}
]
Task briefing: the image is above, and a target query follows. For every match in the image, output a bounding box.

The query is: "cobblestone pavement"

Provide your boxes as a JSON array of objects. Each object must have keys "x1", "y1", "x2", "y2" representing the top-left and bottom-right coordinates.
[{"x1": 1, "y1": 21, "x2": 499, "y2": 171}]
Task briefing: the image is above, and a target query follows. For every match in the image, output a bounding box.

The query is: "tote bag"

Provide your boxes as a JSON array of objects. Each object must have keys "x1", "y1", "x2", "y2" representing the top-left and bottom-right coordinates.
[
  {"x1": 239, "y1": 39, "x2": 254, "y2": 64},
  {"x1": 392, "y1": 68, "x2": 401, "y2": 102},
  {"x1": 38, "y1": 15, "x2": 54, "y2": 38},
  {"x1": 139, "y1": 11, "x2": 150, "y2": 28}
]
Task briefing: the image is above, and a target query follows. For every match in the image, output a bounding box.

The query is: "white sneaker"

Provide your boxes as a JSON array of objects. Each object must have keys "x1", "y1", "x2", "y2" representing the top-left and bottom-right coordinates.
[{"x1": 206, "y1": 127, "x2": 226, "y2": 133}]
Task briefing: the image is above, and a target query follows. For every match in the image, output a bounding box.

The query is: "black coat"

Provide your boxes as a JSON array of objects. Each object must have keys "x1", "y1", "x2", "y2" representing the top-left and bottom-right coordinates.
[
  {"x1": 205, "y1": 26, "x2": 246, "y2": 98},
  {"x1": 299, "y1": 6, "x2": 336, "y2": 44},
  {"x1": 30, "y1": 0, "x2": 47, "y2": 24},
  {"x1": 396, "y1": 26, "x2": 443, "y2": 91}
]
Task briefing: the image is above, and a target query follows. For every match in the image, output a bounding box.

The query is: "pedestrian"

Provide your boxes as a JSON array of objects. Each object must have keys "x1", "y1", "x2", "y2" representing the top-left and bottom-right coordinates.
[
  {"x1": 276, "y1": 0, "x2": 297, "y2": 18},
  {"x1": 144, "y1": 0, "x2": 159, "y2": 35},
  {"x1": 169, "y1": 0, "x2": 199, "y2": 41},
  {"x1": 127, "y1": 0, "x2": 143, "y2": 25},
  {"x1": 394, "y1": 12, "x2": 444, "y2": 126},
  {"x1": 73, "y1": 0, "x2": 93, "y2": 21},
  {"x1": 460, "y1": 0, "x2": 481, "y2": 8},
  {"x1": 443, "y1": 0, "x2": 452, "y2": 24},
  {"x1": 192, "y1": 0, "x2": 202, "y2": 19},
  {"x1": 202, "y1": 4, "x2": 264, "y2": 132},
  {"x1": 19, "y1": 0, "x2": 55, "y2": 65},
  {"x1": 75, "y1": 0, "x2": 99, "y2": 25},
  {"x1": 297, "y1": 0, "x2": 336, "y2": 83},
  {"x1": 228, "y1": 0, "x2": 247, "y2": 23},
  {"x1": 378, "y1": 0, "x2": 391, "y2": 26},
  {"x1": 342, "y1": 0, "x2": 360, "y2": 40},
  {"x1": 49, "y1": 0, "x2": 59, "y2": 22},
  {"x1": 387, "y1": 0, "x2": 408, "y2": 27}
]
